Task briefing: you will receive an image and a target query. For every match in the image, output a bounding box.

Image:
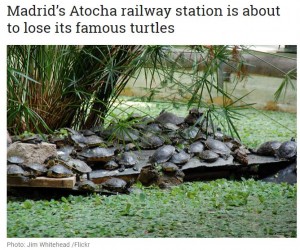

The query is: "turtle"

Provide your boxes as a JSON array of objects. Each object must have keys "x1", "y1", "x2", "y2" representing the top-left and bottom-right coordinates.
[
  {"x1": 45, "y1": 157, "x2": 92, "y2": 178},
  {"x1": 58, "y1": 154, "x2": 71, "y2": 162},
  {"x1": 124, "y1": 143, "x2": 137, "y2": 151},
  {"x1": 170, "y1": 150, "x2": 191, "y2": 165},
  {"x1": 205, "y1": 138, "x2": 231, "y2": 159},
  {"x1": 167, "y1": 131, "x2": 183, "y2": 145},
  {"x1": 7, "y1": 155, "x2": 25, "y2": 165},
  {"x1": 79, "y1": 129, "x2": 96, "y2": 136},
  {"x1": 20, "y1": 134, "x2": 43, "y2": 144},
  {"x1": 145, "y1": 123, "x2": 162, "y2": 133},
  {"x1": 57, "y1": 145, "x2": 75, "y2": 159},
  {"x1": 199, "y1": 150, "x2": 219, "y2": 163},
  {"x1": 64, "y1": 158, "x2": 92, "y2": 175},
  {"x1": 276, "y1": 139, "x2": 297, "y2": 160},
  {"x1": 256, "y1": 141, "x2": 282, "y2": 156},
  {"x1": 84, "y1": 135, "x2": 105, "y2": 148},
  {"x1": 79, "y1": 147, "x2": 115, "y2": 163},
  {"x1": 47, "y1": 164, "x2": 74, "y2": 178},
  {"x1": 47, "y1": 134, "x2": 68, "y2": 147},
  {"x1": 101, "y1": 177, "x2": 129, "y2": 193},
  {"x1": 24, "y1": 163, "x2": 48, "y2": 176},
  {"x1": 214, "y1": 129, "x2": 225, "y2": 141},
  {"x1": 139, "y1": 133, "x2": 165, "y2": 149},
  {"x1": 162, "y1": 123, "x2": 180, "y2": 132},
  {"x1": 103, "y1": 160, "x2": 119, "y2": 170},
  {"x1": 184, "y1": 108, "x2": 204, "y2": 125},
  {"x1": 69, "y1": 133, "x2": 87, "y2": 149},
  {"x1": 180, "y1": 127, "x2": 199, "y2": 140},
  {"x1": 117, "y1": 152, "x2": 139, "y2": 172},
  {"x1": 188, "y1": 141, "x2": 205, "y2": 155},
  {"x1": 132, "y1": 122, "x2": 147, "y2": 131},
  {"x1": 155, "y1": 111, "x2": 185, "y2": 125},
  {"x1": 232, "y1": 147, "x2": 249, "y2": 166},
  {"x1": 140, "y1": 116, "x2": 155, "y2": 125},
  {"x1": 7, "y1": 164, "x2": 27, "y2": 177},
  {"x1": 224, "y1": 138, "x2": 242, "y2": 151},
  {"x1": 77, "y1": 180, "x2": 98, "y2": 192},
  {"x1": 64, "y1": 127, "x2": 79, "y2": 135},
  {"x1": 161, "y1": 162, "x2": 179, "y2": 174},
  {"x1": 149, "y1": 145, "x2": 176, "y2": 164}
]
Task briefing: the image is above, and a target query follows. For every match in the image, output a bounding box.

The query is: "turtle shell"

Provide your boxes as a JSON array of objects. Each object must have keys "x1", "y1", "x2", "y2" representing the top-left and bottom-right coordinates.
[
  {"x1": 7, "y1": 164, "x2": 27, "y2": 177},
  {"x1": 101, "y1": 178, "x2": 128, "y2": 193},
  {"x1": 7, "y1": 156, "x2": 25, "y2": 165},
  {"x1": 57, "y1": 145, "x2": 74, "y2": 158},
  {"x1": 161, "y1": 162, "x2": 179, "y2": 173},
  {"x1": 180, "y1": 127, "x2": 199, "y2": 140},
  {"x1": 47, "y1": 164, "x2": 73, "y2": 178},
  {"x1": 70, "y1": 134, "x2": 87, "y2": 144},
  {"x1": 104, "y1": 160, "x2": 119, "y2": 170},
  {"x1": 170, "y1": 150, "x2": 191, "y2": 165},
  {"x1": 24, "y1": 163, "x2": 48, "y2": 176},
  {"x1": 124, "y1": 143, "x2": 137, "y2": 151},
  {"x1": 78, "y1": 180, "x2": 98, "y2": 192},
  {"x1": 256, "y1": 141, "x2": 282, "y2": 156},
  {"x1": 277, "y1": 140, "x2": 297, "y2": 160},
  {"x1": 214, "y1": 131, "x2": 224, "y2": 141},
  {"x1": 149, "y1": 145, "x2": 176, "y2": 164},
  {"x1": 140, "y1": 133, "x2": 164, "y2": 149},
  {"x1": 155, "y1": 111, "x2": 185, "y2": 125},
  {"x1": 188, "y1": 141, "x2": 204, "y2": 154},
  {"x1": 205, "y1": 138, "x2": 231, "y2": 159},
  {"x1": 162, "y1": 123, "x2": 180, "y2": 131},
  {"x1": 145, "y1": 123, "x2": 162, "y2": 133},
  {"x1": 117, "y1": 152, "x2": 138, "y2": 167},
  {"x1": 199, "y1": 150, "x2": 219, "y2": 163},
  {"x1": 84, "y1": 135, "x2": 105, "y2": 148},
  {"x1": 79, "y1": 147, "x2": 115, "y2": 162},
  {"x1": 224, "y1": 138, "x2": 242, "y2": 151},
  {"x1": 48, "y1": 134, "x2": 68, "y2": 147},
  {"x1": 79, "y1": 129, "x2": 96, "y2": 136},
  {"x1": 65, "y1": 159, "x2": 92, "y2": 174},
  {"x1": 20, "y1": 134, "x2": 43, "y2": 144}
]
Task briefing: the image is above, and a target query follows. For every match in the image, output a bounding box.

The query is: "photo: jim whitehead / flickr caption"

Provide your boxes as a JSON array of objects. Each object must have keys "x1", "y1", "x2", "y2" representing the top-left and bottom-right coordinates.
[{"x1": 7, "y1": 241, "x2": 90, "y2": 248}]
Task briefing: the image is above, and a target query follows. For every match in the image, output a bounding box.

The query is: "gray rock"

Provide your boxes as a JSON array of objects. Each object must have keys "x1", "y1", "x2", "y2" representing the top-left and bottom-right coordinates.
[{"x1": 7, "y1": 142, "x2": 57, "y2": 165}]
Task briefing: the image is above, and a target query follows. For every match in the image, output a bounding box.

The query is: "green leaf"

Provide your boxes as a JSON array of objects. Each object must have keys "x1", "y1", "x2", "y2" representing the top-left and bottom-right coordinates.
[
  {"x1": 61, "y1": 197, "x2": 69, "y2": 203},
  {"x1": 139, "y1": 193, "x2": 146, "y2": 201},
  {"x1": 22, "y1": 200, "x2": 33, "y2": 209}
]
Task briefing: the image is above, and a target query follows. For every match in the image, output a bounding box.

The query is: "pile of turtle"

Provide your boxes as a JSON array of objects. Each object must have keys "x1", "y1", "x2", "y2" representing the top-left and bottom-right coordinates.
[{"x1": 7, "y1": 108, "x2": 297, "y2": 192}]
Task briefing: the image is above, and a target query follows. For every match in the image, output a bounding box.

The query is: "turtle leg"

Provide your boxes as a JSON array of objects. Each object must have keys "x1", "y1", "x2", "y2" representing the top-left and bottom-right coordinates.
[
  {"x1": 118, "y1": 165, "x2": 125, "y2": 172},
  {"x1": 132, "y1": 164, "x2": 139, "y2": 171}
]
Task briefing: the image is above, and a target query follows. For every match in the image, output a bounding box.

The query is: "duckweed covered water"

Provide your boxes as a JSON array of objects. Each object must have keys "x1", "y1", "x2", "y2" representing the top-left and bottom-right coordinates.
[{"x1": 7, "y1": 179, "x2": 296, "y2": 237}]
